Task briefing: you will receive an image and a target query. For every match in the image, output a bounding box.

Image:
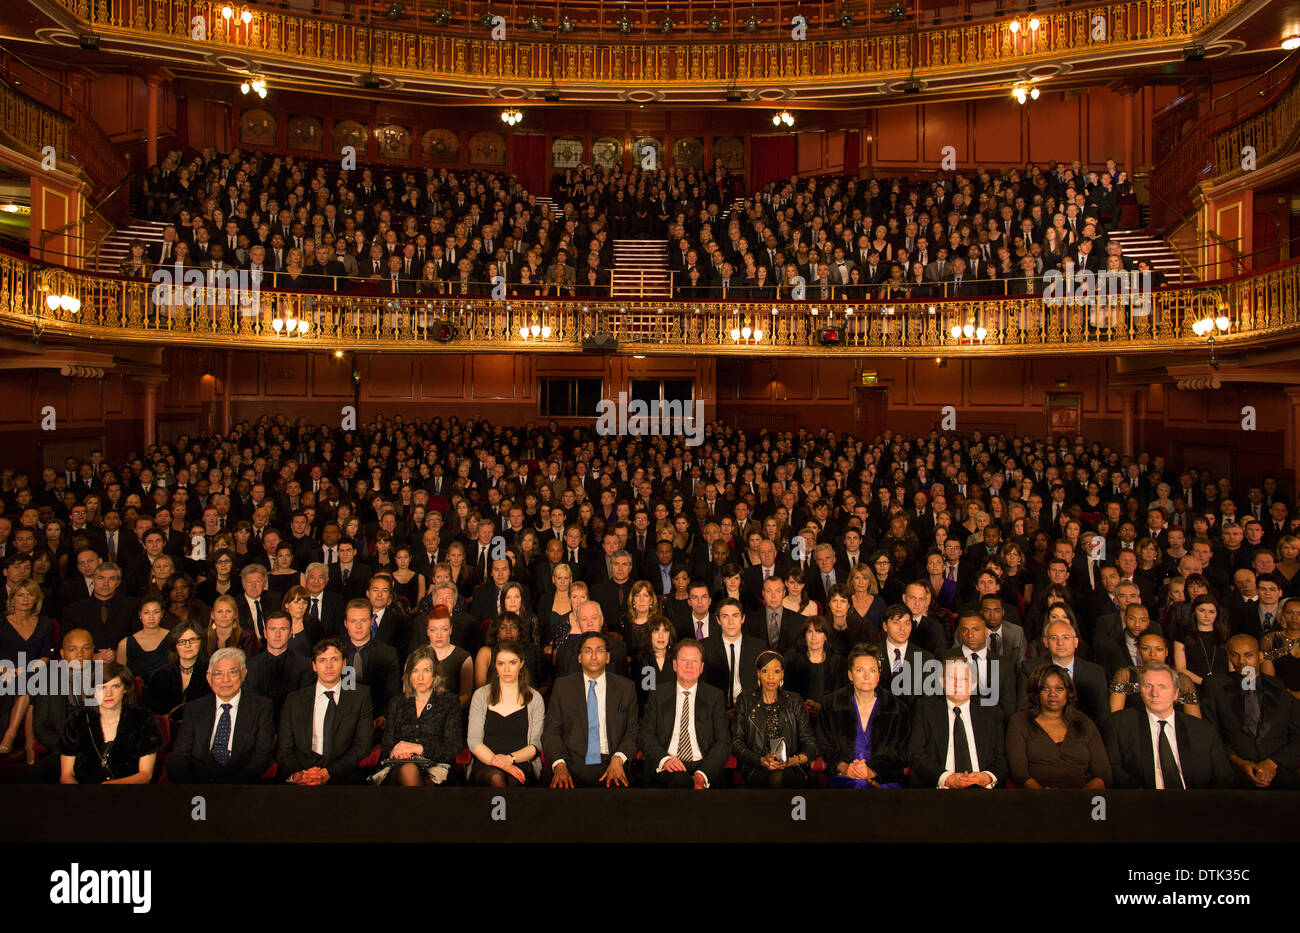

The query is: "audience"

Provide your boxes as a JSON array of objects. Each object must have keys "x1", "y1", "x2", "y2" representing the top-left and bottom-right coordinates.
[{"x1": 4, "y1": 417, "x2": 1296, "y2": 791}]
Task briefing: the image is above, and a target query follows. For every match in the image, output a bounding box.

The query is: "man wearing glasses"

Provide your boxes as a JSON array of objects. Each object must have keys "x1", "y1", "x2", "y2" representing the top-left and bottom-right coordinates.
[{"x1": 167, "y1": 647, "x2": 275, "y2": 783}]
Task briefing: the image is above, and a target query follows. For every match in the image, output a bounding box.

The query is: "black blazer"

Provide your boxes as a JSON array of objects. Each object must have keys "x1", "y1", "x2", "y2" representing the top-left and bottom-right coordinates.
[
  {"x1": 63, "y1": 594, "x2": 140, "y2": 655},
  {"x1": 328, "y1": 562, "x2": 372, "y2": 600},
  {"x1": 167, "y1": 692, "x2": 276, "y2": 783},
  {"x1": 372, "y1": 606, "x2": 412, "y2": 661},
  {"x1": 907, "y1": 694, "x2": 1008, "y2": 788},
  {"x1": 638, "y1": 679, "x2": 730, "y2": 786},
  {"x1": 743, "y1": 607, "x2": 807, "y2": 654},
  {"x1": 554, "y1": 635, "x2": 628, "y2": 678},
  {"x1": 235, "y1": 590, "x2": 282, "y2": 643},
  {"x1": 816, "y1": 686, "x2": 911, "y2": 784},
  {"x1": 346, "y1": 639, "x2": 401, "y2": 721},
  {"x1": 701, "y1": 634, "x2": 764, "y2": 707},
  {"x1": 381, "y1": 691, "x2": 463, "y2": 765},
  {"x1": 542, "y1": 671, "x2": 639, "y2": 766},
  {"x1": 730, "y1": 688, "x2": 818, "y2": 774},
  {"x1": 304, "y1": 590, "x2": 347, "y2": 638},
  {"x1": 277, "y1": 682, "x2": 375, "y2": 783},
  {"x1": 782, "y1": 650, "x2": 848, "y2": 705},
  {"x1": 1019, "y1": 656, "x2": 1111, "y2": 728},
  {"x1": 1200, "y1": 673, "x2": 1300, "y2": 785},
  {"x1": 1104, "y1": 706, "x2": 1232, "y2": 789},
  {"x1": 245, "y1": 650, "x2": 315, "y2": 722}
]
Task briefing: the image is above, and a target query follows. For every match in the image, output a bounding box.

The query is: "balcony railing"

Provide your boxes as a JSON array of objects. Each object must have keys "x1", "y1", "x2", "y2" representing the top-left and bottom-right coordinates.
[
  {"x1": 56, "y1": 0, "x2": 1245, "y2": 87},
  {"x1": 5, "y1": 251, "x2": 1298, "y2": 356}
]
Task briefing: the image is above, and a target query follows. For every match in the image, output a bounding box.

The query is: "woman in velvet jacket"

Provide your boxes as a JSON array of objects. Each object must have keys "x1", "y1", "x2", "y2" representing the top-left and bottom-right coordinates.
[{"x1": 816, "y1": 646, "x2": 910, "y2": 788}]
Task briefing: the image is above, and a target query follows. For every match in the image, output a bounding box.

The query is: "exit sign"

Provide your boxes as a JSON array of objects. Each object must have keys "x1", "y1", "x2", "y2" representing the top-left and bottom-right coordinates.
[{"x1": 860, "y1": 372, "x2": 878, "y2": 385}]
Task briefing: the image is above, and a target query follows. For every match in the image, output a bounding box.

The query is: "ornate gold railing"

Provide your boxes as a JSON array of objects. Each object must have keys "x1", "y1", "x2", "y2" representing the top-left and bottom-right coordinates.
[
  {"x1": 5, "y1": 251, "x2": 1298, "y2": 356},
  {"x1": 55, "y1": 0, "x2": 1245, "y2": 87},
  {"x1": 0, "y1": 81, "x2": 70, "y2": 162},
  {"x1": 1213, "y1": 70, "x2": 1300, "y2": 179}
]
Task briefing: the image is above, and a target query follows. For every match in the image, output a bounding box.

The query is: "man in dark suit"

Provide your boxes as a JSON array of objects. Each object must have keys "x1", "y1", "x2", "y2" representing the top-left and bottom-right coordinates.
[
  {"x1": 341, "y1": 600, "x2": 401, "y2": 730},
  {"x1": 1019, "y1": 616, "x2": 1110, "y2": 726},
  {"x1": 328, "y1": 540, "x2": 371, "y2": 600},
  {"x1": 543, "y1": 631, "x2": 639, "y2": 788},
  {"x1": 29, "y1": 627, "x2": 95, "y2": 782},
  {"x1": 702, "y1": 597, "x2": 763, "y2": 711},
  {"x1": 744, "y1": 577, "x2": 805, "y2": 654},
  {"x1": 245, "y1": 611, "x2": 315, "y2": 724},
  {"x1": 1200, "y1": 635, "x2": 1300, "y2": 788},
  {"x1": 979, "y1": 595, "x2": 1028, "y2": 669},
  {"x1": 236, "y1": 565, "x2": 282, "y2": 647},
  {"x1": 590, "y1": 551, "x2": 635, "y2": 639},
  {"x1": 62, "y1": 563, "x2": 139, "y2": 661},
  {"x1": 878, "y1": 603, "x2": 937, "y2": 708},
  {"x1": 741, "y1": 539, "x2": 787, "y2": 598},
  {"x1": 945, "y1": 611, "x2": 1017, "y2": 724},
  {"x1": 302, "y1": 563, "x2": 346, "y2": 638},
  {"x1": 553, "y1": 602, "x2": 629, "y2": 678},
  {"x1": 1105, "y1": 662, "x2": 1232, "y2": 789},
  {"x1": 278, "y1": 638, "x2": 375, "y2": 785},
  {"x1": 469, "y1": 558, "x2": 514, "y2": 622},
  {"x1": 1095, "y1": 604, "x2": 1160, "y2": 679},
  {"x1": 637, "y1": 639, "x2": 730, "y2": 788},
  {"x1": 57, "y1": 547, "x2": 102, "y2": 612},
  {"x1": 366, "y1": 574, "x2": 411, "y2": 662},
  {"x1": 167, "y1": 646, "x2": 276, "y2": 783},
  {"x1": 908, "y1": 658, "x2": 1008, "y2": 788}
]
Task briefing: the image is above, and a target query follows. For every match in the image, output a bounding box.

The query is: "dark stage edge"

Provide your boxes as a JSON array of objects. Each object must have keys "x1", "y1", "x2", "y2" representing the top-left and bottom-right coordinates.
[{"x1": 4, "y1": 787, "x2": 1298, "y2": 844}]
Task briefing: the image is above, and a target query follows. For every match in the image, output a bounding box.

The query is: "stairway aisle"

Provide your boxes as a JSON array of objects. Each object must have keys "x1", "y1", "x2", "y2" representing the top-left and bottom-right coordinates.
[{"x1": 610, "y1": 240, "x2": 671, "y2": 298}]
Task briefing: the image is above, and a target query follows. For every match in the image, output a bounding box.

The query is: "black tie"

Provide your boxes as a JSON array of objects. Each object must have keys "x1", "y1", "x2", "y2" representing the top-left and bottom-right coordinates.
[
  {"x1": 254, "y1": 599, "x2": 264, "y2": 641},
  {"x1": 1157, "y1": 720, "x2": 1183, "y2": 789},
  {"x1": 310, "y1": 597, "x2": 320, "y2": 624},
  {"x1": 952, "y1": 706, "x2": 973, "y2": 773},
  {"x1": 321, "y1": 689, "x2": 337, "y2": 761},
  {"x1": 990, "y1": 633, "x2": 1002, "y2": 656},
  {"x1": 728, "y1": 643, "x2": 738, "y2": 704},
  {"x1": 1243, "y1": 685, "x2": 1261, "y2": 737}
]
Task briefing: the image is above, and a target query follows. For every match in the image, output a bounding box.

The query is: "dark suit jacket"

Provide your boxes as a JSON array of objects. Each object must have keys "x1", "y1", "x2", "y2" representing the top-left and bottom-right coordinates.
[
  {"x1": 304, "y1": 589, "x2": 347, "y2": 639},
  {"x1": 346, "y1": 639, "x2": 401, "y2": 721},
  {"x1": 1201, "y1": 673, "x2": 1300, "y2": 786},
  {"x1": 372, "y1": 606, "x2": 412, "y2": 661},
  {"x1": 245, "y1": 650, "x2": 315, "y2": 722},
  {"x1": 235, "y1": 590, "x2": 283, "y2": 643},
  {"x1": 907, "y1": 694, "x2": 1008, "y2": 788},
  {"x1": 1019, "y1": 656, "x2": 1111, "y2": 728},
  {"x1": 1104, "y1": 706, "x2": 1232, "y2": 789},
  {"x1": 744, "y1": 607, "x2": 807, "y2": 654},
  {"x1": 277, "y1": 682, "x2": 374, "y2": 784},
  {"x1": 328, "y1": 562, "x2": 372, "y2": 600},
  {"x1": 167, "y1": 692, "x2": 275, "y2": 783},
  {"x1": 542, "y1": 671, "x2": 639, "y2": 768},
  {"x1": 816, "y1": 685, "x2": 911, "y2": 785},
  {"x1": 63, "y1": 593, "x2": 140, "y2": 654},
  {"x1": 638, "y1": 679, "x2": 730, "y2": 786},
  {"x1": 554, "y1": 634, "x2": 629, "y2": 678},
  {"x1": 741, "y1": 562, "x2": 788, "y2": 598},
  {"x1": 701, "y1": 634, "x2": 763, "y2": 707}
]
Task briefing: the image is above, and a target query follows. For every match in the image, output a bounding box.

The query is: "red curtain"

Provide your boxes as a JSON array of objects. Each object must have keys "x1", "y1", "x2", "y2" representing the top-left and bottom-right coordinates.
[
  {"x1": 751, "y1": 136, "x2": 797, "y2": 191},
  {"x1": 843, "y1": 129, "x2": 860, "y2": 178},
  {"x1": 510, "y1": 134, "x2": 548, "y2": 197}
]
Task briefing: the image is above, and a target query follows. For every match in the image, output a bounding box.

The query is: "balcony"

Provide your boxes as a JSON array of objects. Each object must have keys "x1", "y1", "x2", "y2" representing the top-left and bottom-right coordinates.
[
  {"x1": 5, "y1": 250, "x2": 1298, "y2": 357},
  {"x1": 43, "y1": 0, "x2": 1251, "y2": 97}
]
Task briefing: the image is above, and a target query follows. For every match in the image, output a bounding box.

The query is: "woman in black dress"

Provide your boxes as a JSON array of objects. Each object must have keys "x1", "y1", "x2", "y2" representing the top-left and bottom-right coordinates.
[
  {"x1": 117, "y1": 596, "x2": 171, "y2": 684},
  {"x1": 467, "y1": 641, "x2": 544, "y2": 786},
  {"x1": 632, "y1": 618, "x2": 676, "y2": 712},
  {"x1": 390, "y1": 546, "x2": 424, "y2": 611},
  {"x1": 1006, "y1": 664, "x2": 1112, "y2": 789},
  {"x1": 731, "y1": 651, "x2": 818, "y2": 788},
  {"x1": 782, "y1": 617, "x2": 846, "y2": 719},
  {"x1": 143, "y1": 621, "x2": 212, "y2": 722},
  {"x1": 1262, "y1": 598, "x2": 1300, "y2": 696},
  {"x1": 424, "y1": 605, "x2": 472, "y2": 709},
  {"x1": 59, "y1": 662, "x2": 163, "y2": 784},
  {"x1": 377, "y1": 646, "x2": 463, "y2": 786},
  {"x1": 1174, "y1": 595, "x2": 1231, "y2": 686},
  {"x1": 0, "y1": 580, "x2": 55, "y2": 761}
]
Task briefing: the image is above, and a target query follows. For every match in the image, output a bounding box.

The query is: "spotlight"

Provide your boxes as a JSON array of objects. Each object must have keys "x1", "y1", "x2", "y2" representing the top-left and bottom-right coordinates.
[
  {"x1": 334, "y1": 350, "x2": 344, "y2": 358},
  {"x1": 559, "y1": 16, "x2": 575, "y2": 31},
  {"x1": 1184, "y1": 45, "x2": 1206, "y2": 61},
  {"x1": 363, "y1": 74, "x2": 381, "y2": 89},
  {"x1": 745, "y1": 15, "x2": 759, "y2": 32},
  {"x1": 725, "y1": 90, "x2": 743, "y2": 103},
  {"x1": 888, "y1": 4, "x2": 906, "y2": 21},
  {"x1": 78, "y1": 33, "x2": 99, "y2": 50},
  {"x1": 386, "y1": 3, "x2": 405, "y2": 20},
  {"x1": 902, "y1": 77, "x2": 921, "y2": 94},
  {"x1": 1283, "y1": 34, "x2": 1300, "y2": 51},
  {"x1": 527, "y1": 15, "x2": 543, "y2": 31},
  {"x1": 543, "y1": 91, "x2": 561, "y2": 102}
]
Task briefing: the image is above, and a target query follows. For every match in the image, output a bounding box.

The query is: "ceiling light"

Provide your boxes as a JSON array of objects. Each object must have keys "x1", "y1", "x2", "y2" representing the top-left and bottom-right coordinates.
[
  {"x1": 1030, "y1": 87, "x2": 1040, "y2": 99},
  {"x1": 500, "y1": 108, "x2": 523, "y2": 126}
]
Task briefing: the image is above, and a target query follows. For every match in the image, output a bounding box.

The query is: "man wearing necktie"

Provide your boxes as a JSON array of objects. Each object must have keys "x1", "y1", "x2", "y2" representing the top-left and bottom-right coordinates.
[
  {"x1": 1201, "y1": 635, "x2": 1300, "y2": 788},
  {"x1": 543, "y1": 631, "x2": 638, "y2": 788},
  {"x1": 166, "y1": 647, "x2": 275, "y2": 783},
  {"x1": 1104, "y1": 663, "x2": 1232, "y2": 789},
  {"x1": 908, "y1": 658, "x2": 1005, "y2": 789}
]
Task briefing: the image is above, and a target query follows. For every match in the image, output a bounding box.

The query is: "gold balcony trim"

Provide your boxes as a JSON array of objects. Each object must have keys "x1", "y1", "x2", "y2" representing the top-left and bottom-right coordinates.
[
  {"x1": 5, "y1": 253, "x2": 1299, "y2": 357},
  {"x1": 50, "y1": 0, "x2": 1246, "y2": 88},
  {"x1": 1213, "y1": 73, "x2": 1300, "y2": 180}
]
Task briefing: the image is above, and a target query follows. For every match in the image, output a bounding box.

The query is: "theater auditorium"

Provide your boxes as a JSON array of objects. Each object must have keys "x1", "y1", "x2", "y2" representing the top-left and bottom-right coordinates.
[{"x1": 1, "y1": 0, "x2": 1299, "y2": 877}]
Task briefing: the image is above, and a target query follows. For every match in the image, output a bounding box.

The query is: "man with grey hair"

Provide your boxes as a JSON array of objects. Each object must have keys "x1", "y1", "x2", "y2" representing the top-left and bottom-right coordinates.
[
  {"x1": 167, "y1": 647, "x2": 276, "y2": 783},
  {"x1": 238, "y1": 563, "x2": 281, "y2": 645},
  {"x1": 63, "y1": 562, "x2": 138, "y2": 661}
]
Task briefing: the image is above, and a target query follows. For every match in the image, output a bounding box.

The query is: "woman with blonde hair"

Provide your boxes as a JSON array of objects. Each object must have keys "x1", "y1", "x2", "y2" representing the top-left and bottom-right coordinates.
[
  {"x1": 374, "y1": 645, "x2": 463, "y2": 786},
  {"x1": 207, "y1": 594, "x2": 259, "y2": 657}
]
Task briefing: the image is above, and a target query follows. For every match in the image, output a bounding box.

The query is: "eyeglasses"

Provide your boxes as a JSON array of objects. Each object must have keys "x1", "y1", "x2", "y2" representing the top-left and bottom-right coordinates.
[{"x1": 176, "y1": 637, "x2": 201, "y2": 647}]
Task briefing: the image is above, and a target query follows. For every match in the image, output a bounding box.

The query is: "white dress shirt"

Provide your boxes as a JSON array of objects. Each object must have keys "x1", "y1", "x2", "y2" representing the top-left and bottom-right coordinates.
[
  {"x1": 938, "y1": 698, "x2": 998, "y2": 788},
  {"x1": 208, "y1": 692, "x2": 241, "y2": 753},
  {"x1": 1148, "y1": 710, "x2": 1184, "y2": 790},
  {"x1": 721, "y1": 635, "x2": 744, "y2": 702},
  {"x1": 691, "y1": 616, "x2": 712, "y2": 641},
  {"x1": 311, "y1": 680, "x2": 338, "y2": 756}
]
